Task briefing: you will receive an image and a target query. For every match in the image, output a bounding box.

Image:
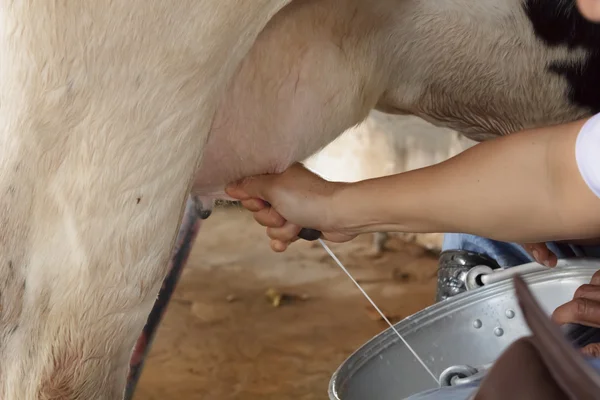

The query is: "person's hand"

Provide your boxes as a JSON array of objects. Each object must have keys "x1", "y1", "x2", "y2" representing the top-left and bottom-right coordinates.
[
  {"x1": 520, "y1": 238, "x2": 600, "y2": 267},
  {"x1": 476, "y1": 275, "x2": 600, "y2": 399},
  {"x1": 553, "y1": 270, "x2": 600, "y2": 357},
  {"x1": 519, "y1": 242, "x2": 558, "y2": 267},
  {"x1": 578, "y1": 0, "x2": 600, "y2": 21},
  {"x1": 225, "y1": 163, "x2": 357, "y2": 252}
]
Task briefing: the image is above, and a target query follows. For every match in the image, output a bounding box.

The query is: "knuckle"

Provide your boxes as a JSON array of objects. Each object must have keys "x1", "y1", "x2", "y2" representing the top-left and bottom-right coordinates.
[
  {"x1": 254, "y1": 216, "x2": 267, "y2": 227},
  {"x1": 285, "y1": 222, "x2": 297, "y2": 232},
  {"x1": 584, "y1": 344, "x2": 600, "y2": 358},
  {"x1": 574, "y1": 297, "x2": 590, "y2": 318},
  {"x1": 266, "y1": 227, "x2": 277, "y2": 238},
  {"x1": 574, "y1": 284, "x2": 594, "y2": 299},
  {"x1": 269, "y1": 214, "x2": 285, "y2": 228},
  {"x1": 553, "y1": 299, "x2": 584, "y2": 323}
]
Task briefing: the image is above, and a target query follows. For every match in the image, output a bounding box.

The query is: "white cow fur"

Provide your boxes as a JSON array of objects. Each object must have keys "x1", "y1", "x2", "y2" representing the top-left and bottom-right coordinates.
[
  {"x1": 0, "y1": 1, "x2": 292, "y2": 398},
  {"x1": 0, "y1": 0, "x2": 594, "y2": 398}
]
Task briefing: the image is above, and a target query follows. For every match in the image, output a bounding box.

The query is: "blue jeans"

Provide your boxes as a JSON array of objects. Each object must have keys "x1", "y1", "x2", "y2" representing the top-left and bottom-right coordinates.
[
  {"x1": 405, "y1": 234, "x2": 600, "y2": 399},
  {"x1": 442, "y1": 233, "x2": 600, "y2": 267}
]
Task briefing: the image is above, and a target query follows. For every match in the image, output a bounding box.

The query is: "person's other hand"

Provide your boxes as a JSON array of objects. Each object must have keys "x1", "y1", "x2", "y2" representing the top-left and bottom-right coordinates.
[
  {"x1": 225, "y1": 163, "x2": 357, "y2": 252},
  {"x1": 520, "y1": 238, "x2": 600, "y2": 267},
  {"x1": 476, "y1": 275, "x2": 600, "y2": 399},
  {"x1": 519, "y1": 242, "x2": 558, "y2": 267},
  {"x1": 578, "y1": 0, "x2": 600, "y2": 21},
  {"x1": 553, "y1": 270, "x2": 600, "y2": 357}
]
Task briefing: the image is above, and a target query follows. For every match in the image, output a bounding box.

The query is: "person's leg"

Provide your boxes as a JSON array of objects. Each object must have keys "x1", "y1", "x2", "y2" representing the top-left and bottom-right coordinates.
[
  {"x1": 436, "y1": 233, "x2": 530, "y2": 300},
  {"x1": 442, "y1": 234, "x2": 534, "y2": 267},
  {"x1": 442, "y1": 234, "x2": 600, "y2": 267},
  {"x1": 437, "y1": 233, "x2": 600, "y2": 301}
]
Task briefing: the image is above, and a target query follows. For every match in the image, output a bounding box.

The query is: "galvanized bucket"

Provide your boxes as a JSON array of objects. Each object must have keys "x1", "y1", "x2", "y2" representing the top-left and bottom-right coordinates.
[{"x1": 328, "y1": 259, "x2": 600, "y2": 400}]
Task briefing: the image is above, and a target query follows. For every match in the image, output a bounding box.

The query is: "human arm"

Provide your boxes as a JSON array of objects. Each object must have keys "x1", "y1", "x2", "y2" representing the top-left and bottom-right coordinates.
[
  {"x1": 336, "y1": 117, "x2": 600, "y2": 243},
  {"x1": 226, "y1": 116, "x2": 600, "y2": 251}
]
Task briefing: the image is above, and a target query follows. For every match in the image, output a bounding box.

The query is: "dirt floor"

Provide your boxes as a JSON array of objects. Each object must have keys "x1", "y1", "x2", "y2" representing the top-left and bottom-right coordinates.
[{"x1": 133, "y1": 206, "x2": 439, "y2": 400}]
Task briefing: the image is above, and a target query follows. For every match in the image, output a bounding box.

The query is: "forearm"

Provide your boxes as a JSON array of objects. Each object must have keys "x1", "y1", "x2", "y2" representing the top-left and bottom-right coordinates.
[{"x1": 337, "y1": 118, "x2": 600, "y2": 243}]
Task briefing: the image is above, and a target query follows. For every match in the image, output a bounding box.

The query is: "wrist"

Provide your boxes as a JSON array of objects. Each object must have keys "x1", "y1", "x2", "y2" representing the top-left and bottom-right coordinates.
[
  {"x1": 328, "y1": 170, "x2": 445, "y2": 236},
  {"x1": 328, "y1": 180, "x2": 378, "y2": 236}
]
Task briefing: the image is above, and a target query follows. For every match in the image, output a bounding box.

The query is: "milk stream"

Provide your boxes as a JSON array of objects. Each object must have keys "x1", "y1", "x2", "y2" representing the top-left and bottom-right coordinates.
[{"x1": 317, "y1": 238, "x2": 440, "y2": 384}]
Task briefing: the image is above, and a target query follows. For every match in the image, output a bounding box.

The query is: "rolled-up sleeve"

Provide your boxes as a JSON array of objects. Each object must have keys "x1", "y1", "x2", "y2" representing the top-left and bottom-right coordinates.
[{"x1": 576, "y1": 113, "x2": 600, "y2": 199}]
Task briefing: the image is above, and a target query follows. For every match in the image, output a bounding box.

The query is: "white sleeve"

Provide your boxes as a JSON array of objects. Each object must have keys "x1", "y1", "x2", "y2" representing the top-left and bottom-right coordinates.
[{"x1": 576, "y1": 113, "x2": 600, "y2": 199}]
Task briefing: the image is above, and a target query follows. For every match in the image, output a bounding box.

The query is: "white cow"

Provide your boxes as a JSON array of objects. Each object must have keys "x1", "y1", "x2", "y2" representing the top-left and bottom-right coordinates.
[
  {"x1": 0, "y1": 1, "x2": 293, "y2": 398},
  {"x1": 0, "y1": 0, "x2": 598, "y2": 399}
]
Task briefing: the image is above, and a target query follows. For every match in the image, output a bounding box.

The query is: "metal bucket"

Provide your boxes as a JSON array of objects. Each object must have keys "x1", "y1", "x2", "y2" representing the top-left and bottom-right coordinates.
[{"x1": 328, "y1": 259, "x2": 600, "y2": 400}]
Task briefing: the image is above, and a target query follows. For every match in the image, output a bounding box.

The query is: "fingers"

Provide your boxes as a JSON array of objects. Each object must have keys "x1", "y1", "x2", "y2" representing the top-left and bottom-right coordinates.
[
  {"x1": 240, "y1": 199, "x2": 293, "y2": 248},
  {"x1": 270, "y1": 239, "x2": 287, "y2": 252},
  {"x1": 231, "y1": 178, "x2": 285, "y2": 228},
  {"x1": 582, "y1": 343, "x2": 600, "y2": 358},
  {"x1": 529, "y1": 243, "x2": 556, "y2": 267},
  {"x1": 270, "y1": 237, "x2": 299, "y2": 253},
  {"x1": 521, "y1": 242, "x2": 541, "y2": 261},
  {"x1": 267, "y1": 222, "x2": 302, "y2": 242},
  {"x1": 253, "y1": 206, "x2": 286, "y2": 228},
  {"x1": 591, "y1": 269, "x2": 600, "y2": 286},
  {"x1": 520, "y1": 243, "x2": 557, "y2": 267},
  {"x1": 553, "y1": 276, "x2": 600, "y2": 326},
  {"x1": 263, "y1": 222, "x2": 302, "y2": 252},
  {"x1": 552, "y1": 297, "x2": 600, "y2": 327},
  {"x1": 240, "y1": 198, "x2": 268, "y2": 212},
  {"x1": 225, "y1": 175, "x2": 273, "y2": 201},
  {"x1": 547, "y1": 252, "x2": 558, "y2": 267},
  {"x1": 574, "y1": 284, "x2": 600, "y2": 303}
]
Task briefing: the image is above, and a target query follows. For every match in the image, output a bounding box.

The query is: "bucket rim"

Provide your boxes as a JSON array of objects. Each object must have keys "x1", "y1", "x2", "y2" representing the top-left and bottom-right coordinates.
[{"x1": 328, "y1": 258, "x2": 600, "y2": 399}]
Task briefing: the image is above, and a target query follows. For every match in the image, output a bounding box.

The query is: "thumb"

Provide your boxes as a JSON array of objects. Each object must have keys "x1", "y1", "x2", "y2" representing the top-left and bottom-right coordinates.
[{"x1": 225, "y1": 175, "x2": 273, "y2": 201}]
